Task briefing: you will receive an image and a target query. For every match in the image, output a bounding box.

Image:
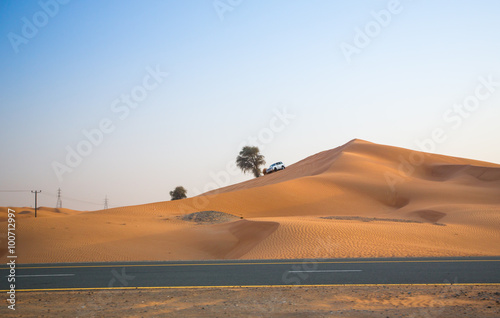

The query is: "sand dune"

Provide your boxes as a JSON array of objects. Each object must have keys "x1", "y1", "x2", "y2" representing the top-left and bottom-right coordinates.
[
  {"x1": 0, "y1": 206, "x2": 81, "y2": 222},
  {"x1": 1, "y1": 139, "x2": 499, "y2": 264}
]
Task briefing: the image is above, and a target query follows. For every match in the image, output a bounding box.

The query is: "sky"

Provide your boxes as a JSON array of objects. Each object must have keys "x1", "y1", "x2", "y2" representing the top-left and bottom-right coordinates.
[{"x1": 1, "y1": 0, "x2": 499, "y2": 211}]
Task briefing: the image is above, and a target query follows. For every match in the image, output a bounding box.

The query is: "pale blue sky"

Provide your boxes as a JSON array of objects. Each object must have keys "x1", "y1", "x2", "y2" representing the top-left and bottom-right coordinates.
[{"x1": 1, "y1": 1, "x2": 499, "y2": 210}]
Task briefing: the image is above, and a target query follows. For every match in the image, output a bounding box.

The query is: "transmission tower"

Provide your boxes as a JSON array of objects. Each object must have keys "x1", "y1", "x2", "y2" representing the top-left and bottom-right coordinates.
[
  {"x1": 56, "y1": 188, "x2": 63, "y2": 208},
  {"x1": 104, "y1": 195, "x2": 109, "y2": 210}
]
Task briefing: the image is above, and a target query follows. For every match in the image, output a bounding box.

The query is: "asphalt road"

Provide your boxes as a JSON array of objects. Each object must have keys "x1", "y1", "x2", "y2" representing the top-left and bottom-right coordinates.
[{"x1": 1, "y1": 257, "x2": 499, "y2": 291}]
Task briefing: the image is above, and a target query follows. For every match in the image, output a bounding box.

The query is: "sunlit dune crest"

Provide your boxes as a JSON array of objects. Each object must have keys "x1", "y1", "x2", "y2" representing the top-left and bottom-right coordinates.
[{"x1": 1, "y1": 139, "x2": 499, "y2": 264}]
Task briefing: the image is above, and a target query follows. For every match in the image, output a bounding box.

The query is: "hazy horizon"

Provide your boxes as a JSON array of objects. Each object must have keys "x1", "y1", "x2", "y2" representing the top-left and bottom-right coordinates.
[{"x1": 1, "y1": 1, "x2": 500, "y2": 210}]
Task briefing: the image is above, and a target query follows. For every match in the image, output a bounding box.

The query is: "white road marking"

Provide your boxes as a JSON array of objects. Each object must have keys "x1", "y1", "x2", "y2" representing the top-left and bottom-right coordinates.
[
  {"x1": 11, "y1": 274, "x2": 75, "y2": 278},
  {"x1": 288, "y1": 270, "x2": 362, "y2": 273}
]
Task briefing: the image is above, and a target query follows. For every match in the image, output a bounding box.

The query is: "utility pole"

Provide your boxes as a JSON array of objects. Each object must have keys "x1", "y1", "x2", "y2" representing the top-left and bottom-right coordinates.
[
  {"x1": 56, "y1": 188, "x2": 62, "y2": 208},
  {"x1": 104, "y1": 195, "x2": 108, "y2": 210},
  {"x1": 31, "y1": 190, "x2": 41, "y2": 218}
]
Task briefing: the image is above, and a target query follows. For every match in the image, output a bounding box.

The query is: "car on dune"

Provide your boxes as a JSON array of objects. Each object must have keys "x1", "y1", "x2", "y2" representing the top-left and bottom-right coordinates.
[{"x1": 266, "y1": 161, "x2": 286, "y2": 174}]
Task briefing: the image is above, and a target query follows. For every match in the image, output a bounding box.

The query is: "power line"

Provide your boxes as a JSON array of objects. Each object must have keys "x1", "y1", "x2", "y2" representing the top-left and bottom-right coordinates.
[
  {"x1": 41, "y1": 191, "x2": 105, "y2": 206},
  {"x1": 3, "y1": 189, "x2": 119, "y2": 209},
  {"x1": 0, "y1": 190, "x2": 32, "y2": 192},
  {"x1": 104, "y1": 195, "x2": 108, "y2": 210}
]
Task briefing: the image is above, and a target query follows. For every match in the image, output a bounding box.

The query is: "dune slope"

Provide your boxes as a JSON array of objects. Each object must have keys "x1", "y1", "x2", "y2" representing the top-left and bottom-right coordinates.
[{"x1": 1, "y1": 139, "x2": 499, "y2": 263}]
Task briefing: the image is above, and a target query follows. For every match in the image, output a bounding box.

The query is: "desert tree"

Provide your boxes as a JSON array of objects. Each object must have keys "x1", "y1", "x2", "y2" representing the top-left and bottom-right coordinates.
[
  {"x1": 236, "y1": 146, "x2": 266, "y2": 178},
  {"x1": 170, "y1": 186, "x2": 187, "y2": 200}
]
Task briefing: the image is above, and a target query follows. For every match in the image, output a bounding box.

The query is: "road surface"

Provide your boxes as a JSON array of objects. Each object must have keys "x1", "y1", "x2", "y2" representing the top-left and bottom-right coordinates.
[{"x1": 1, "y1": 257, "x2": 499, "y2": 291}]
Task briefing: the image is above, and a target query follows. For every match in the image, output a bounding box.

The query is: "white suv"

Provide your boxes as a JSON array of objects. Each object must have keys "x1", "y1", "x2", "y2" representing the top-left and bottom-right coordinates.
[{"x1": 266, "y1": 161, "x2": 285, "y2": 174}]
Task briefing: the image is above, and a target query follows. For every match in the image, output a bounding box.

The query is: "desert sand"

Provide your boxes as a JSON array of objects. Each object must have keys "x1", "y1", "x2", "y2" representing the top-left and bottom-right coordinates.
[
  {"x1": 1, "y1": 139, "x2": 499, "y2": 263},
  {"x1": 2, "y1": 285, "x2": 499, "y2": 317}
]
